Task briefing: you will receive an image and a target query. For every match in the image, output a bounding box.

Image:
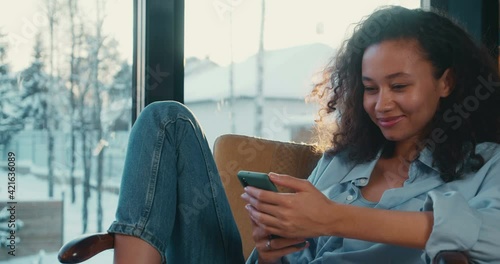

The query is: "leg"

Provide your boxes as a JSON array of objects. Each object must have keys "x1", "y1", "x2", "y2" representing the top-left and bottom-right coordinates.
[
  {"x1": 108, "y1": 101, "x2": 244, "y2": 264},
  {"x1": 114, "y1": 234, "x2": 161, "y2": 264}
]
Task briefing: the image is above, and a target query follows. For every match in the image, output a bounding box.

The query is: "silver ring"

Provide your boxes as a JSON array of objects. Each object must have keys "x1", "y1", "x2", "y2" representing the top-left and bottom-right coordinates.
[{"x1": 266, "y1": 238, "x2": 272, "y2": 250}]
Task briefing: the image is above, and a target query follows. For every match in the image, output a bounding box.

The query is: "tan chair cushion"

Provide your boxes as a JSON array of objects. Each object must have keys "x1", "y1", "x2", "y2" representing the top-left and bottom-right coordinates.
[{"x1": 213, "y1": 134, "x2": 322, "y2": 259}]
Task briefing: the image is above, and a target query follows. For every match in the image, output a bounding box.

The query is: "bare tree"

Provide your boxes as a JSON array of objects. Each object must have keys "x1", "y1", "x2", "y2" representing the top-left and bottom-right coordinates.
[
  {"x1": 67, "y1": 0, "x2": 85, "y2": 204},
  {"x1": 65, "y1": 0, "x2": 121, "y2": 233},
  {"x1": 91, "y1": 0, "x2": 106, "y2": 232},
  {"x1": 87, "y1": 0, "x2": 120, "y2": 232},
  {"x1": 77, "y1": 53, "x2": 94, "y2": 233},
  {"x1": 65, "y1": 0, "x2": 95, "y2": 234},
  {"x1": 255, "y1": 0, "x2": 265, "y2": 137},
  {"x1": 45, "y1": 0, "x2": 61, "y2": 198}
]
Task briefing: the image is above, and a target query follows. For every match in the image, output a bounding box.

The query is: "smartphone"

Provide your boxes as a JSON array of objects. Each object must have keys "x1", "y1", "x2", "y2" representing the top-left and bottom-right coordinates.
[
  {"x1": 238, "y1": 171, "x2": 307, "y2": 248},
  {"x1": 237, "y1": 170, "x2": 278, "y2": 192}
]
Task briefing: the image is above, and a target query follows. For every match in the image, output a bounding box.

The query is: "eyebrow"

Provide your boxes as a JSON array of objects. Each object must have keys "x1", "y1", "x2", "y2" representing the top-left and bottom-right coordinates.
[{"x1": 362, "y1": 72, "x2": 411, "y2": 82}]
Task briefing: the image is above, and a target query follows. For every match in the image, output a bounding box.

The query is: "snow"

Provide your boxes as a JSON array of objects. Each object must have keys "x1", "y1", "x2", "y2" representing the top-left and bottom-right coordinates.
[{"x1": 0, "y1": 170, "x2": 118, "y2": 263}]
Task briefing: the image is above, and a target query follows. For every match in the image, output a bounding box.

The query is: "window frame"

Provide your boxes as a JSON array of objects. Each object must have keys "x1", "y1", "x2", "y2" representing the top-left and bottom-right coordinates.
[{"x1": 133, "y1": 0, "x2": 184, "y2": 124}]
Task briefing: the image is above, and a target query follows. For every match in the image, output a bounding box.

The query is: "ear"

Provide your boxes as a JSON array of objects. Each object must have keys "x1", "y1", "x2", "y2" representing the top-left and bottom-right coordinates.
[{"x1": 438, "y1": 68, "x2": 454, "y2": 98}]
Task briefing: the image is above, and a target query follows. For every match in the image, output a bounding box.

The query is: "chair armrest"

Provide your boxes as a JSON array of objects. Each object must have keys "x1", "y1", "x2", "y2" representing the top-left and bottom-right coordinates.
[
  {"x1": 58, "y1": 233, "x2": 114, "y2": 263},
  {"x1": 433, "y1": 250, "x2": 469, "y2": 264}
]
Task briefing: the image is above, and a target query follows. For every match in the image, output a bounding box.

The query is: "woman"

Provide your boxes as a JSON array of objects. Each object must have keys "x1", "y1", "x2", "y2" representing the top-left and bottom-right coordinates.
[
  {"x1": 243, "y1": 6, "x2": 500, "y2": 263},
  {"x1": 109, "y1": 6, "x2": 500, "y2": 264}
]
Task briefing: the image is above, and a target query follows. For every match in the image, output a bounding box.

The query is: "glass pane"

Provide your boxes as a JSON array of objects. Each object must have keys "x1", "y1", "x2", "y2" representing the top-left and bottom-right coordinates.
[
  {"x1": 0, "y1": 0, "x2": 132, "y2": 262},
  {"x1": 185, "y1": 0, "x2": 420, "y2": 147}
]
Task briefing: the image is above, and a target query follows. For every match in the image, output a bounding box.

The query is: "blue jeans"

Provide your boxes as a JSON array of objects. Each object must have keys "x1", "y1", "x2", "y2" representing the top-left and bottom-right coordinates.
[{"x1": 108, "y1": 101, "x2": 245, "y2": 264}]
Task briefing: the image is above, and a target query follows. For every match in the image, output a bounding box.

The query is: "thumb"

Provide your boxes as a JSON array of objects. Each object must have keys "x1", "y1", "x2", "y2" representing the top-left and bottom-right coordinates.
[{"x1": 269, "y1": 172, "x2": 311, "y2": 192}]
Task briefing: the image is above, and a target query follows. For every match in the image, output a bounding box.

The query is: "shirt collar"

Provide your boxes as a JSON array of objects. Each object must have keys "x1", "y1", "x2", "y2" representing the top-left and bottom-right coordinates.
[
  {"x1": 416, "y1": 147, "x2": 441, "y2": 173},
  {"x1": 338, "y1": 149, "x2": 382, "y2": 184},
  {"x1": 338, "y1": 146, "x2": 440, "y2": 185}
]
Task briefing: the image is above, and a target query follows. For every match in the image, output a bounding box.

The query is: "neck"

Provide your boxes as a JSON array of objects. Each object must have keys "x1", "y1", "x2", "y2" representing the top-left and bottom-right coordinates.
[{"x1": 393, "y1": 138, "x2": 421, "y2": 162}]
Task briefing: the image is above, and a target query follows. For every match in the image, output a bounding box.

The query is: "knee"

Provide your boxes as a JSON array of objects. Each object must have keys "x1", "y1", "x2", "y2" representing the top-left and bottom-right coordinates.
[{"x1": 142, "y1": 100, "x2": 193, "y2": 119}]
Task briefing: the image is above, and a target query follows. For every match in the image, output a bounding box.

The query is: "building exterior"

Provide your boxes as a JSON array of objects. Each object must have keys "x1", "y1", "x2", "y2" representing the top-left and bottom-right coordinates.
[{"x1": 185, "y1": 43, "x2": 334, "y2": 147}]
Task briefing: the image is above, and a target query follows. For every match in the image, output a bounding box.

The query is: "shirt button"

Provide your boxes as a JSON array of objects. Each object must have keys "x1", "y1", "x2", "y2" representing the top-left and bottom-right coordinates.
[
  {"x1": 346, "y1": 195, "x2": 354, "y2": 201},
  {"x1": 360, "y1": 179, "x2": 367, "y2": 184}
]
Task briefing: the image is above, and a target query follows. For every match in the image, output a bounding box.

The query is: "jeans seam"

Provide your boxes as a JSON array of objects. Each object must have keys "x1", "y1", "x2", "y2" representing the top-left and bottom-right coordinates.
[
  {"x1": 176, "y1": 113, "x2": 231, "y2": 262},
  {"x1": 135, "y1": 112, "x2": 170, "y2": 239}
]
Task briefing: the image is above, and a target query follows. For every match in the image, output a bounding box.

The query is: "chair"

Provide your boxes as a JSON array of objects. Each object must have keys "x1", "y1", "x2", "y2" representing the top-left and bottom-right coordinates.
[{"x1": 58, "y1": 134, "x2": 469, "y2": 263}]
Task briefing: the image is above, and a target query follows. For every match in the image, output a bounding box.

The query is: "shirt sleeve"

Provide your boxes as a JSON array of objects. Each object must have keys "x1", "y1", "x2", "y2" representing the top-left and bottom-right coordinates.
[
  {"x1": 307, "y1": 153, "x2": 332, "y2": 185},
  {"x1": 421, "y1": 156, "x2": 500, "y2": 263}
]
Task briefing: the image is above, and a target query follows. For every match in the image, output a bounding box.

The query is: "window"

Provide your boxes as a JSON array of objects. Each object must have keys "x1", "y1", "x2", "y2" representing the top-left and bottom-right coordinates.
[
  {"x1": 0, "y1": 0, "x2": 132, "y2": 262},
  {"x1": 12, "y1": 0, "x2": 489, "y2": 262},
  {"x1": 184, "y1": 0, "x2": 421, "y2": 148}
]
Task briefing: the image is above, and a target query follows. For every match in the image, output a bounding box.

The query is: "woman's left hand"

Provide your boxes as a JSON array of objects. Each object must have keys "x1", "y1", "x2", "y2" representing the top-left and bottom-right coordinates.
[{"x1": 241, "y1": 172, "x2": 338, "y2": 239}]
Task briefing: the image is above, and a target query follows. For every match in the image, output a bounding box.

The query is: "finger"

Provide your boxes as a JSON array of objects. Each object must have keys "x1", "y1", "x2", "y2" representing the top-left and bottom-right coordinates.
[
  {"x1": 242, "y1": 193, "x2": 280, "y2": 217},
  {"x1": 258, "y1": 241, "x2": 310, "y2": 261},
  {"x1": 269, "y1": 173, "x2": 313, "y2": 192},
  {"x1": 246, "y1": 204, "x2": 282, "y2": 230},
  {"x1": 249, "y1": 215, "x2": 271, "y2": 240},
  {"x1": 268, "y1": 237, "x2": 308, "y2": 250},
  {"x1": 250, "y1": 218, "x2": 292, "y2": 238},
  {"x1": 256, "y1": 224, "x2": 287, "y2": 238},
  {"x1": 244, "y1": 186, "x2": 283, "y2": 205},
  {"x1": 247, "y1": 205, "x2": 301, "y2": 238}
]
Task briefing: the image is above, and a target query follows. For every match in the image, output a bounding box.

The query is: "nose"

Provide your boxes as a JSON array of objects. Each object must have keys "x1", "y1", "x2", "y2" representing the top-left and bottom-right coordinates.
[{"x1": 374, "y1": 88, "x2": 394, "y2": 113}]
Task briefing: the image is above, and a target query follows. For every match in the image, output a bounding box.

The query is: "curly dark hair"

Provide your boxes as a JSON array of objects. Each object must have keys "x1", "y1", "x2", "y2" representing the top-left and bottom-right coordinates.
[{"x1": 309, "y1": 6, "x2": 500, "y2": 182}]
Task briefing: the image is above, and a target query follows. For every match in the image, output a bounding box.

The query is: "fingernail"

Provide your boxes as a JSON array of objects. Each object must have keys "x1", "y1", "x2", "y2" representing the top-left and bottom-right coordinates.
[{"x1": 245, "y1": 204, "x2": 251, "y2": 210}]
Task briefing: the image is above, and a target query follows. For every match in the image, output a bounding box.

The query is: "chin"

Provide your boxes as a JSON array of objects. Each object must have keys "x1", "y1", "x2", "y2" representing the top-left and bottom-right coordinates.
[
  {"x1": 382, "y1": 132, "x2": 418, "y2": 144},
  {"x1": 381, "y1": 133, "x2": 404, "y2": 142}
]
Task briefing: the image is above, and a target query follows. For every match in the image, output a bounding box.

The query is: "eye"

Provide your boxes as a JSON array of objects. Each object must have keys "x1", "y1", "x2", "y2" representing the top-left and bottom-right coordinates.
[
  {"x1": 392, "y1": 84, "x2": 408, "y2": 89},
  {"x1": 363, "y1": 86, "x2": 377, "y2": 92}
]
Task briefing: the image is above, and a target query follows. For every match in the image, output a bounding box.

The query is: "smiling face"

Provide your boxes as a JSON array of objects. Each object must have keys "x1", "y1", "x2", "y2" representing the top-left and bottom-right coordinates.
[{"x1": 362, "y1": 39, "x2": 452, "y2": 146}]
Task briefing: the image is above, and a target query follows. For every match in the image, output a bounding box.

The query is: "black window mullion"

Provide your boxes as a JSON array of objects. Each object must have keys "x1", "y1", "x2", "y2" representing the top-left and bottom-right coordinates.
[{"x1": 132, "y1": 0, "x2": 184, "y2": 124}]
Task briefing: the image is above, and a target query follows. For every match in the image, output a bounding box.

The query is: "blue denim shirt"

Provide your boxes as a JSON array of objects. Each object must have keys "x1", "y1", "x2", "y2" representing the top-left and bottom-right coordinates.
[{"x1": 247, "y1": 142, "x2": 500, "y2": 264}]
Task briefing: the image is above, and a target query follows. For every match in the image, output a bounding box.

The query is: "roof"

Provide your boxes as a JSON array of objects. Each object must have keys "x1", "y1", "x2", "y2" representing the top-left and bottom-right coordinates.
[{"x1": 184, "y1": 43, "x2": 334, "y2": 103}]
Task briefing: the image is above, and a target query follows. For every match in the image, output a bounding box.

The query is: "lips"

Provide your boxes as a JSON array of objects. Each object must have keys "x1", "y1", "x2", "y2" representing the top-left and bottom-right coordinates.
[{"x1": 377, "y1": 116, "x2": 404, "y2": 128}]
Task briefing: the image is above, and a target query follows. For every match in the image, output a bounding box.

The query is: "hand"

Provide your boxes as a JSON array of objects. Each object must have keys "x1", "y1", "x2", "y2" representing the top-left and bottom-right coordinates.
[
  {"x1": 249, "y1": 216, "x2": 309, "y2": 264},
  {"x1": 241, "y1": 172, "x2": 338, "y2": 239}
]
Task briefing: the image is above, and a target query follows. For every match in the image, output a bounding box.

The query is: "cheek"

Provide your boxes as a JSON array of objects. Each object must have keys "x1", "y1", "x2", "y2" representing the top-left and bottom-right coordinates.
[
  {"x1": 402, "y1": 93, "x2": 440, "y2": 121},
  {"x1": 407, "y1": 89, "x2": 440, "y2": 109},
  {"x1": 363, "y1": 95, "x2": 372, "y2": 114}
]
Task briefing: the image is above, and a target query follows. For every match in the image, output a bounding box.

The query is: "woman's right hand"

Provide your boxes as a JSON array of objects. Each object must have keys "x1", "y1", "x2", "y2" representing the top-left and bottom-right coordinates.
[{"x1": 249, "y1": 217, "x2": 309, "y2": 264}]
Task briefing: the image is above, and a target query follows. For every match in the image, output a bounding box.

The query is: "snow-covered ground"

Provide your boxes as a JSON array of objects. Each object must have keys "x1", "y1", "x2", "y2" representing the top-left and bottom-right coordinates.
[{"x1": 0, "y1": 171, "x2": 119, "y2": 263}]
